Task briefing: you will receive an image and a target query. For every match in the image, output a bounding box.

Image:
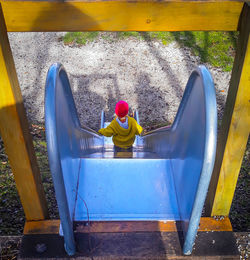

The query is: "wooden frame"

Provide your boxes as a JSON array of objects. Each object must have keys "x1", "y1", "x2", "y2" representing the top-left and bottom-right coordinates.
[
  {"x1": 1, "y1": 0, "x2": 244, "y2": 32},
  {"x1": 0, "y1": 5, "x2": 48, "y2": 220},
  {"x1": 0, "y1": 0, "x2": 249, "y2": 221},
  {"x1": 206, "y1": 3, "x2": 250, "y2": 216}
]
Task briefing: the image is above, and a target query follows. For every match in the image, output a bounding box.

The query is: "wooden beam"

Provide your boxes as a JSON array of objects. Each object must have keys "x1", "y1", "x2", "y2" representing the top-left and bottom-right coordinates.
[
  {"x1": 23, "y1": 217, "x2": 232, "y2": 235},
  {"x1": 75, "y1": 221, "x2": 178, "y2": 233},
  {"x1": 1, "y1": 0, "x2": 243, "y2": 32},
  {"x1": 198, "y1": 217, "x2": 232, "y2": 232},
  {"x1": 0, "y1": 4, "x2": 49, "y2": 220},
  {"x1": 24, "y1": 220, "x2": 60, "y2": 234},
  {"x1": 75, "y1": 219, "x2": 232, "y2": 233},
  {"x1": 206, "y1": 3, "x2": 250, "y2": 216}
]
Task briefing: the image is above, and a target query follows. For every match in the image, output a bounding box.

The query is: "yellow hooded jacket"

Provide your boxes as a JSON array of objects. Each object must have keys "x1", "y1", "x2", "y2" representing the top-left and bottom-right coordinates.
[{"x1": 98, "y1": 116, "x2": 143, "y2": 148}]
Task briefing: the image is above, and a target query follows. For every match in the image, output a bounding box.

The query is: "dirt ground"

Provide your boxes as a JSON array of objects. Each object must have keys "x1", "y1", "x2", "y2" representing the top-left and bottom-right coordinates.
[{"x1": 8, "y1": 32, "x2": 231, "y2": 130}]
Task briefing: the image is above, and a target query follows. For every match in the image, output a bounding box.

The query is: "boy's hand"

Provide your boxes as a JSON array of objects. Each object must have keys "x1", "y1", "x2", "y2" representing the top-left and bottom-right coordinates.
[
  {"x1": 140, "y1": 129, "x2": 146, "y2": 136},
  {"x1": 129, "y1": 110, "x2": 135, "y2": 118}
]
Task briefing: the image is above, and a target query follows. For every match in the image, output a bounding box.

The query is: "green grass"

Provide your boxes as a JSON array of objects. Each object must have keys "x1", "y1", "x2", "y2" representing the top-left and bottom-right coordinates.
[
  {"x1": 116, "y1": 31, "x2": 142, "y2": 39},
  {"x1": 0, "y1": 124, "x2": 59, "y2": 236},
  {"x1": 31, "y1": 124, "x2": 59, "y2": 219},
  {"x1": 63, "y1": 31, "x2": 99, "y2": 45},
  {"x1": 63, "y1": 31, "x2": 238, "y2": 71},
  {"x1": 0, "y1": 149, "x2": 24, "y2": 235},
  {"x1": 148, "y1": 32, "x2": 174, "y2": 45},
  {"x1": 170, "y1": 31, "x2": 238, "y2": 72}
]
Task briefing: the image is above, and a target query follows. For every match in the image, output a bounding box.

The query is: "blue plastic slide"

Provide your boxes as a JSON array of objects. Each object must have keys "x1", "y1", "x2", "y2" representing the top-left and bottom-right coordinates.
[{"x1": 45, "y1": 63, "x2": 217, "y2": 256}]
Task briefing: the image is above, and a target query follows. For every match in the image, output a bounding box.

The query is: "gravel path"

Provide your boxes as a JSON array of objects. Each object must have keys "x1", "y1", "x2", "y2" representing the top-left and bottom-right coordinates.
[{"x1": 8, "y1": 32, "x2": 231, "y2": 131}]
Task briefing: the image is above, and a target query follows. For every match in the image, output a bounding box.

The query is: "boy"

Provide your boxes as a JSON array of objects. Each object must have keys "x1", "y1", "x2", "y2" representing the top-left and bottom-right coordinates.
[{"x1": 98, "y1": 101, "x2": 143, "y2": 152}]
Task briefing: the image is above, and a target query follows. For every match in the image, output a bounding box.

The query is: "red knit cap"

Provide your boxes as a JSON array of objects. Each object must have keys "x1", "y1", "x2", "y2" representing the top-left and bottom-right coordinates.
[{"x1": 115, "y1": 100, "x2": 129, "y2": 118}]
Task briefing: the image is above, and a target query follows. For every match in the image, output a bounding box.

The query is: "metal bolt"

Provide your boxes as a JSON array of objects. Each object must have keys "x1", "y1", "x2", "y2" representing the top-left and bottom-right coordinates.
[{"x1": 35, "y1": 243, "x2": 47, "y2": 253}]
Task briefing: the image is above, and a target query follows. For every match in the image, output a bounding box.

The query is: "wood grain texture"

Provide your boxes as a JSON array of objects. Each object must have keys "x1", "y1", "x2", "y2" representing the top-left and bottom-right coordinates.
[
  {"x1": 198, "y1": 217, "x2": 232, "y2": 231},
  {"x1": 23, "y1": 217, "x2": 231, "y2": 235},
  {"x1": 1, "y1": 0, "x2": 243, "y2": 32},
  {"x1": 74, "y1": 217, "x2": 232, "y2": 233},
  {"x1": 75, "y1": 221, "x2": 177, "y2": 233},
  {"x1": 24, "y1": 220, "x2": 60, "y2": 234},
  {"x1": 206, "y1": 3, "x2": 250, "y2": 216},
  {"x1": 0, "y1": 5, "x2": 48, "y2": 220}
]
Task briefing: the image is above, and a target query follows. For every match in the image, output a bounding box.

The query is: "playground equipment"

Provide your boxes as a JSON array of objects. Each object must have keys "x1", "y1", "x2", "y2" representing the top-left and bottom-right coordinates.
[
  {"x1": 0, "y1": 0, "x2": 249, "y2": 258},
  {"x1": 45, "y1": 63, "x2": 217, "y2": 255}
]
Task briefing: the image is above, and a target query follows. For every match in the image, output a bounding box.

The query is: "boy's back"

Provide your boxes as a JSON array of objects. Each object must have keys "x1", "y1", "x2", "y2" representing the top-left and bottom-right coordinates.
[
  {"x1": 98, "y1": 115, "x2": 143, "y2": 149},
  {"x1": 98, "y1": 101, "x2": 143, "y2": 149}
]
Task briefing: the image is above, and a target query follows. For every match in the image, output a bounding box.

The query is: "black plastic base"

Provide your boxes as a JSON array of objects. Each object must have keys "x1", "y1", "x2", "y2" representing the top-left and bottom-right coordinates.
[{"x1": 19, "y1": 231, "x2": 239, "y2": 259}]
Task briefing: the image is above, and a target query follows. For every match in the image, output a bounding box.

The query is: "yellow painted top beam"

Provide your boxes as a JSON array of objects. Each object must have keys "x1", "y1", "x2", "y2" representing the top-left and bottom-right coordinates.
[{"x1": 0, "y1": 0, "x2": 243, "y2": 32}]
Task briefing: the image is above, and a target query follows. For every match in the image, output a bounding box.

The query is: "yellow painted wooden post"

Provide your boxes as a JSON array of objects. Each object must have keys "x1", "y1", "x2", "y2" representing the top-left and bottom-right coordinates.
[
  {"x1": 206, "y1": 3, "x2": 250, "y2": 216},
  {"x1": 0, "y1": 5, "x2": 48, "y2": 220}
]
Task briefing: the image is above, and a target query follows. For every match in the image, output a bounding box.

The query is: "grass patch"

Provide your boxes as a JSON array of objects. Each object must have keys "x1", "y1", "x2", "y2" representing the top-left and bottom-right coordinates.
[
  {"x1": 116, "y1": 31, "x2": 142, "y2": 39},
  {"x1": 63, "y1": 31, "x2": 238, "y2": 71},
  {"x1": 63, "y1": 32, "x2": 99, "y2": 45},
  {"x1": 0, "y1": 142, "x2": 24, "y2": 235},
  {"x1": 148, "y1": 32, "x2": 174, "y2": 45},
  {"x1": 31, "y1": 124, "x2": 59, "y2": 219},
  {"x1": 171, "y1": 31, "x2": 238, "y2": 72},
  {"x1": 0, "y1": 124, "x2": 58, "y2": 236}
]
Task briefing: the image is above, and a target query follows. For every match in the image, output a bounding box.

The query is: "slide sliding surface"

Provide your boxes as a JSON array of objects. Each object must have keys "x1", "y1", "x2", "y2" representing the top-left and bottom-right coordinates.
[
  {"x1": 74, "y1": 158, "x2": 180, "y2": 221},
  {"x1": 45, "y1": 63, "x2": 217, "y2": 256}
]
